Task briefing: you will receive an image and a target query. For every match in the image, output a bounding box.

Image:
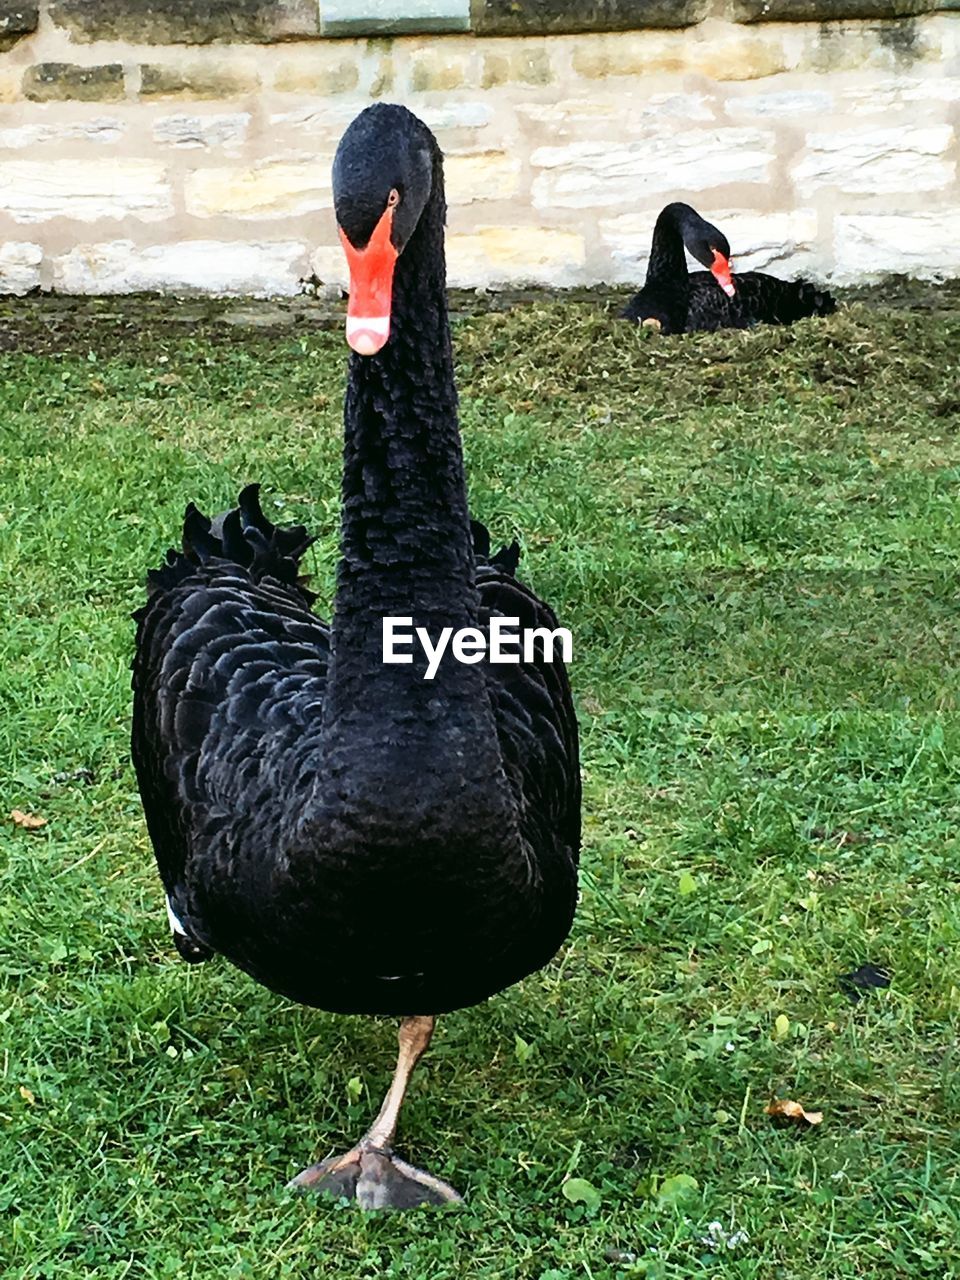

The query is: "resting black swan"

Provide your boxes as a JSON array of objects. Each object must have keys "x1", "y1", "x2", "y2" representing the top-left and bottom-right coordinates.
[
  {"x1": 131, "y1": 103, "x2": 580, "y2": 1210},
  {"x1": 622, "y1": 202, "x2": 836, "y2": 334}
]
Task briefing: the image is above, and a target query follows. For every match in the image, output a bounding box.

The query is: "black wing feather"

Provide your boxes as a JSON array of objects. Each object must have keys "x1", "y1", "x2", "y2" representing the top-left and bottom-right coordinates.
[{"x1": 687, "y1": 270, "x2": 836, "y2": 332}]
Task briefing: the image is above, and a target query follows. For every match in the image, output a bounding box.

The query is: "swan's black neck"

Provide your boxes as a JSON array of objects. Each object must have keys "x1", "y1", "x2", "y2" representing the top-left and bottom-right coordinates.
[
  {"x1": 642, "y1": 204, "x2": 691, "y2": 329},
  {"x1": 325, "y1": 153, "x2": 479, "y2": 717}
]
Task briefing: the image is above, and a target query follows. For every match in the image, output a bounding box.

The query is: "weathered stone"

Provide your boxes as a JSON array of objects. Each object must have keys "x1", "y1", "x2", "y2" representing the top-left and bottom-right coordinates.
[
  {"x1": 0, "y1": 3, "x2": 38, "y2": 50},
  {"x1": 321, "y1": 0, "x2": 469, "y2": 36},
  {"x1": 482, "y1": 48, "x2": 553, "y2": 88},
  {"x1": 724, "y1": 88, "x2": 835, "y2": 117},
  {"x1": 274, "y1": 60, "x2": 360, "y2": 94},
  {"x1": 410, "y1": 51, "x2": 468, "y2": 92},
  {"x1": 369, "y1": 55, "x2": 395, "y2": 98},
  {"x1": 571, "y1": 27, "x2": 791, "y2": 80},
  {"x1": 140, "y1": 64, "x2": 258, "y2": 99},
  {"x1": 473, "y1": 0, "x2": 708, "y2": 35},
  {"x1": 732, "y1": 0, "x2": 934, "y2": 21},
  {"x1": 447, "y1": 225, "x2": 586, "y2": 286},
  {"x1": 445, "y1": 152, "x2": 522, "y2": 203},
  {"x1": 793, "y1": 124, "x2": 953, "y2": 194},
  {"x1": 518, "y1": 91, "x2": 714, "y2": 131},
  {"x1": 0, "y1": 118, "x2": 123, "y2": 148},
  {"x1": 152, "y1": 113, "x2": 250, "y2": 149},
  {"x1": 23, "y1": 63, "x2": 125, "y2": 104},
  {"x1": 0, "y1": 241, "x2": 42, "y2": 295},
  {"x1": 833, "y1": 211, "x2": 960, "y2": 282},
  {"x1": 0, "y1": 160, "x2": 172, "y2": 223},
  {"x1": 839, "y1": 73, "x2": 960, "y2": 113},
  {"x1": 49, "y1": 0, "x2": 318, "y2": 44},
  {"x1": 532, "y1": 129, "x2": 774, "y2": 209},
  {"x1": 417, "y1": 102, "x2": 493, "y2": 131},
  {"x1": 798, "y1": 18, "x2": 940, "y2": 72},
  {"x1": 184, "y1": 161, "x2": 331, "y2": 218},
  {"x1": 52, "y1": 239, "x2": 309, "y2": 295}
]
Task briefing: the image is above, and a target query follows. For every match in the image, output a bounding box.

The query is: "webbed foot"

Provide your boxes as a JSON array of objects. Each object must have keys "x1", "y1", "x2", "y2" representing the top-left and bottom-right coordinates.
[{"x1": 288, "y1": 1144, "x2": 461, "y2": 1210}]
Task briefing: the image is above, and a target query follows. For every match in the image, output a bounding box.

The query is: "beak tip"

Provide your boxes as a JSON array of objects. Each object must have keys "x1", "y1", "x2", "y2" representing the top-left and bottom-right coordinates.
[{"x1": 346, "y1": 315, "x2": 390, "y2": 355}]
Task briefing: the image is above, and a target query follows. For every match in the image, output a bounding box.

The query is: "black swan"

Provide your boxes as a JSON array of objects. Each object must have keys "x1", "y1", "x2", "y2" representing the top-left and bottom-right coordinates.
[
  {"x1": 622, "y1": 202, "x2": 836, "y2": 334},
  {"x1": 131, "y1": 103, "x2": 580, "y2": 1210}
]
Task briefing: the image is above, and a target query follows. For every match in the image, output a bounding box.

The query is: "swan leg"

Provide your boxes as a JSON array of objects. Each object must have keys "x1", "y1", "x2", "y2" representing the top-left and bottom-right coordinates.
[{"x1": 288, "y1": 1014, "x2": 462, "y2": 1209}]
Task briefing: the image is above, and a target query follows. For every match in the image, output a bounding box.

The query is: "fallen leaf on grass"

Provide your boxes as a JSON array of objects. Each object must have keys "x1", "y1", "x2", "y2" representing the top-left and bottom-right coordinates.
[
  {"x1": 562, "y1": 1177, "x2": 602, "y2": 1211},
  {"x1": 19, "y1": 1086, "x2": 35, "y2": 1105},
  {"x1": 656, "y1": 1172, "x2": 699, "y2": 1205},
  {"x1": 766, "y1": 1099, "x2": 823, "y2": 1127},
  {"x1": 10, "y1": 809, "x2": 46, "y2": 830}
]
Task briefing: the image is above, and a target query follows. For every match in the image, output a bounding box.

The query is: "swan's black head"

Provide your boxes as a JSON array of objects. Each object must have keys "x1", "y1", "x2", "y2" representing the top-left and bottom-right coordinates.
[
  {"x1": 668, "y1": 202, "x2": 736, "y2": 298},
  {"x1": 333, "y1": 104, "x2": 437, "y2": 355}
]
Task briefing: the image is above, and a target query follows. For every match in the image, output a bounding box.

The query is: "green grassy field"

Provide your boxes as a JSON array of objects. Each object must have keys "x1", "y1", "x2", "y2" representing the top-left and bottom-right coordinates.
[{"x1": 1, "y1": 290, "x2": 959, "y2": 1279}]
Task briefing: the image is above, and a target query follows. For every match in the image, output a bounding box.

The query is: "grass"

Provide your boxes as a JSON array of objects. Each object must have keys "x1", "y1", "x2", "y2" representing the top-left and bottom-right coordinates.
[{"x1": 1, "y1": 286, "x2": 959, "y2": 1279}]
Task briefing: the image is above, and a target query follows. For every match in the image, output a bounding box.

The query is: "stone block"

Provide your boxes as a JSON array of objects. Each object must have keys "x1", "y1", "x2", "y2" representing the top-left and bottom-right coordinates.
[
  {"x1": 184, "y1": 161, "x2": 332, "y2": 218},
  {"x1": 52, "y1": 239, "x2": 309, "y2": 295},
  {"x1": 140, "y1": 64, "x2": 258, "y2": 99},
  {"x1": 732, "y1": 1, "x2": 934, "y2": 21},
  {"x1": 320, "y1": 0, "x2": 470, "y2": 35},
  {"x1": 0, "y1": 118, "x2": 123, "y2": 148},
  {"x1": 410, "y1": 51, "x2": 468, "y2": 92},
  {"x1": 473, "y1": 0, "x2": 708, "y2": 35},
  {"x1": 49, "y1": 0, "x2": 318, "y2": 44},
  {"x1": 0, "y1": 242, "x2": 42, "y2": 295},
  {"x1": 532, "y1": 128, "x2": 774, "y2": 209},
  {"x1": 481, "y1": 48, "x2": 553, "y2": 88},
  {"x1": 833, "y1": 211, "x2": 960, "y2": 281},
  {"x1": 0, "y1": 160, "x2": 172, "y2": 223},
  {"x1": 793, "y1": 124, "x2": 954, "y2": 194},
  {"x1": 23, "y1": 63, "x2": 125, "y2": 103},
  {"x1": 798, "y1": 18, "x2": 940, "y2": 72},
  {"x1": 518, "y1": 91, "x2": 715, "y2": 133},
  {"x1": 838, "y1": 73, "x2": 960, "y2": 113},
  {"x1": 418, "y1": 102, "x2": 494, "y2": 131},
  {"x1": 273, "y1": 60, "x2": 360, "y2": 94},
  {"x1": 445, "y1": 152, "x2": 522, "y2": 203},
  {"x1": 571, "y1": 26, "x2": 790, "y2": 80},
  {"x1": 446, "y1": 225, "x2": 586, "y2": 286},
  {"x1": 0, "y1": 3, "x2": 38, "y2": 50},
  {"x1": 724, "y1": 88, "x2": 835, "y2": 117},
  {"x1": 152, "y1": 113, "x2": 251, "y2": 149}
]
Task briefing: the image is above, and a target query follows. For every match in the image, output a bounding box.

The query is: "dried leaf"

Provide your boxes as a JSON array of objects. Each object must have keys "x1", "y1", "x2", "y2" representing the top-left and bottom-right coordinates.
[
  {"x1": 10, "y1": 809, "x2": 46, "y2": 830},
  {"x1": 766, "y1": 1098, "x2": 823, "y2": 1127},
  {"x1": 19, "y1": 1086, "x2": 35, "y2": 1105}
]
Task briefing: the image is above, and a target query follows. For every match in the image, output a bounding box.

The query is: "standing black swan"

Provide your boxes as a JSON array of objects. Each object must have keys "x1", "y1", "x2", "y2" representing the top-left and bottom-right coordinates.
[
  {"x1": 131, "y1": 103, "x2": 580, "y2": 1209},
  {"x1": 622, "y1": 202, "x2": 835, "y2": 334}
]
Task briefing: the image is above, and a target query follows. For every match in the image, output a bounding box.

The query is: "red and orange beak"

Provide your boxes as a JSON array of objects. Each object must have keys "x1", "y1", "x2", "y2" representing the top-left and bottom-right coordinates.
[
  {"x1": 339, "y1": 205, "x2": 399, "y2": 356},
  {"x1": 710, "y1": 249, "x2": 736, "y2": 298}
]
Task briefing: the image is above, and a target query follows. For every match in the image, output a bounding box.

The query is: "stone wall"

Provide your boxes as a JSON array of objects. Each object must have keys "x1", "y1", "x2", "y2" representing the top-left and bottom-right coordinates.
[{"x1": 0, "y1": 1, "x2": 958, "y2": 295}]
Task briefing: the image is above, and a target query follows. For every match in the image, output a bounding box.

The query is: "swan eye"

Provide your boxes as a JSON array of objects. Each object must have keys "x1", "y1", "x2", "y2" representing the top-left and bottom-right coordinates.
[{"x1": 387, "y1": 188, "x2": 400, "y2": 208}]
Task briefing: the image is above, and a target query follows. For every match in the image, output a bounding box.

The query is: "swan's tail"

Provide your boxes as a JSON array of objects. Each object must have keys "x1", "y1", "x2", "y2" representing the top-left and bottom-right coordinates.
[
  {"x1": 792, "y1": 280, "x2": 836, "y2": 319},
  {"x1": 471, "y1": 519, "x2": 521, "y2": 576},
  {"x1": 145, "y1": 483, "x2": 317, "y2": 603}
]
